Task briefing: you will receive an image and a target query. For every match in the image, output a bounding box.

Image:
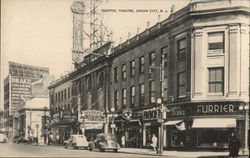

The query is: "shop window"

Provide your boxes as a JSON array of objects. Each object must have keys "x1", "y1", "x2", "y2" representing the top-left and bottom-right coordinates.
[
  {"x1": 114, "y1": 67, "x2": 118, "y2": 82},
  {"x1": 114, "y1": 90, "x2": 119, "y2": 110},
  {"x1": 130, "y1": 60, "x2": 135, "y2": 77},
  {"x1": 139, "y1": 84, "x2": 145, "y2": 106},
  {"x1": 122, "y1": 88, "x2": 127, "y2": 108},
  {"x1": 208, "y1": 68, "x2": 224, "y2": 94},
  {"x1": 197, "y1": 129, "x2": 230, "y2": 148},
  {"x1": 122, "y1": 64, "x2": 127, "y2": 80},
  {"x1": 177, "y1": 38, "x2": 186, "y2": 61},
  {"x1": 150, "y1": 80, "x2": 156, "y2": 103},
  {"x1": 130, "y1": 86, "x2": 135, "y2": 108},
  {"x1": 208, "y1": 32, "x2": 224, "y2": 54},
  {"x1": 177, "y1": 71, "x2": 186, "y2": 98},
  {"x1": 171, "y1": 127, "x2": 185, "y2": 147},
  {"x1": 145, "y1": 125, "x2": 158, "y2": 147},
  {"x1": 139, "y1": 56, "x2": 145, "y2": 74}
]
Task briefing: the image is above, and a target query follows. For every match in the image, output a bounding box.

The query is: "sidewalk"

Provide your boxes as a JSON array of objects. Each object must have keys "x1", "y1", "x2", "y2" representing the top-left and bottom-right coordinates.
[
  {"x1": 119, "y1": 148, "x2": 249, "y2": 158},
  {"x1": 25, "y1": 143, "x2": 249, "y2": 158}
]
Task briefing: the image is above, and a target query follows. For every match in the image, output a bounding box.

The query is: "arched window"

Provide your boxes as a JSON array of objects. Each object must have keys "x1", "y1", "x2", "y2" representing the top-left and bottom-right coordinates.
[
  {"x1": 86, "y1": 76, "x2": 92, "y2": 91},
  {"x1": 97, "y1": 72, "x2": 104, "y2": 88}
]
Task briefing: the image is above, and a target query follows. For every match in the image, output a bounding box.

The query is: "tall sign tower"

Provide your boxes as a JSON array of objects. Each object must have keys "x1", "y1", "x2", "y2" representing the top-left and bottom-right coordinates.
[
  {"x1": 71, "y1": 0, "x2": 85, "y2": 65},
  {"x1": 71, "y1": 0, "x2": 109, "y2": 67}
]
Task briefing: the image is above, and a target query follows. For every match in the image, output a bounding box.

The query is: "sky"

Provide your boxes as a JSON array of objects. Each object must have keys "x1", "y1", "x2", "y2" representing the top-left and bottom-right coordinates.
[{"x1": 0, "y1": 0, "x2": 190, "y2": 109}]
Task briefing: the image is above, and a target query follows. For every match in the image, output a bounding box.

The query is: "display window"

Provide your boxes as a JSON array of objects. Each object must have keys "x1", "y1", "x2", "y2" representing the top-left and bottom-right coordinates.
[
  {"x1": 145, "y1": 125, "x2": 159, "y2": 146},
  {"x1": 197, "y1": 129, "x2": 231, "y2": 148},
  {"x1": 171, "y1": 127, "x2": 185, "y2": 147}
]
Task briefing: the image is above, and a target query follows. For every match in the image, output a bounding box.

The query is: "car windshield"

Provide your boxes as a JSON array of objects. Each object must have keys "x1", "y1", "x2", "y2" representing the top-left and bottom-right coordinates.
[
  {"x1": 103, "y1": 134, "x2": 116, "y2": 140},
  {"x1": 73, "y1": 135, "x2": 86, "y2": 140}
]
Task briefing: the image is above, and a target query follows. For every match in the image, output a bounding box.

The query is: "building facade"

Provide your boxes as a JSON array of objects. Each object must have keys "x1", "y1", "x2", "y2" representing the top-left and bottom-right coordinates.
[
  {"x1": 48, "y1": 0, "x2": 249, "y2": 151},
  {"x1": 48, "y1": 74, "x2": 76, "y2": 144},
  {"x1": 109, "y1": 0, "x2": 249, "y2": 150},
  {"x1": 18, "y1": 97, "x2": 50, "y2": 143},
  {"x1": 3, "y1": 62, "x2": 52, "y2": 140}
]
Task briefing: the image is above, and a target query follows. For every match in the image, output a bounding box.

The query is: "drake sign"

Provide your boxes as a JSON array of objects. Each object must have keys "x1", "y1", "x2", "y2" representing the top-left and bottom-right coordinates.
[{"x1": 81, "y1": 110, "x2": 105, "y2": 123}]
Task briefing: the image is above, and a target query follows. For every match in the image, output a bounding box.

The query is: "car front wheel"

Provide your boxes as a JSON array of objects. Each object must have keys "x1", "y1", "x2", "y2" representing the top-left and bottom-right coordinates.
[
  {"x1": 64, "y1": 144, "x2": 68, "y2": 149},
  {"x1": 113, "y1": 149, "x2": 118, "y2": 152},
  {"x1": 73, "y1": 144, "x2": 78, "y2": 149}
]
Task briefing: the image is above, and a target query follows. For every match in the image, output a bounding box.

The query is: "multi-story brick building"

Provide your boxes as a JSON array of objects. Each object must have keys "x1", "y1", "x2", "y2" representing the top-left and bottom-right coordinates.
[
  {"x1": 47, "y1": 74, "x2": 75, "y2": 144},
  {"x1": 3, "y1": 62, "x2": 52, "y2": 140},
  {"x1": 49, "y1": 0, "x2": 249, "y2": 151},
  {"x1": 109, "y1": 0, "x2": 249, "y2": 150}
]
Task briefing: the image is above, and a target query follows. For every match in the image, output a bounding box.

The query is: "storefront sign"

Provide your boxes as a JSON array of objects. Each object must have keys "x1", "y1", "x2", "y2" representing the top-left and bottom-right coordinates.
[
  {"x1": 81, "y1": 110, "x2": 105, "y2": 123},
  {"x1": 168, "y1": 102, "x2": 246, "y2": 118},
  {"x1": 143, "y1": 109, "x2": 159, "y2": 121},
  {"x1": 81, "y1": 123, "x2": 103, "y2": 130}
]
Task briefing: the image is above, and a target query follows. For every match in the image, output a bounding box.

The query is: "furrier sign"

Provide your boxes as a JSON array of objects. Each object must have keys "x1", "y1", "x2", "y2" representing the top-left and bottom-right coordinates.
[{"x1": 168, "y1": 102, "x2": 247, "y2": 117}]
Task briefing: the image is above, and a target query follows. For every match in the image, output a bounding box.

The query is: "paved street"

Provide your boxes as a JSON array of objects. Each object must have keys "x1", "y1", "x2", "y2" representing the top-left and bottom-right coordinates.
[
  {"x1": 0, "y1": 143, "x2": 249, "y2": 158},
  {"x1": 0, "y1": 143, "x2": 160, "y2": 157}
]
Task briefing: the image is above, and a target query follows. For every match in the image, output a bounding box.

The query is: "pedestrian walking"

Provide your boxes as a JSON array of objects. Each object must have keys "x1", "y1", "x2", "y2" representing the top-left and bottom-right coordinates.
[
  {"x1": 228, "y1": 131, "x2": 241, "y2": 158},
  {"x1": 151, "y1": 134, "x2": 158, "y2": 151},
  {"x1": 121, "y1": 135, "x2": 125, "y2": 148}
]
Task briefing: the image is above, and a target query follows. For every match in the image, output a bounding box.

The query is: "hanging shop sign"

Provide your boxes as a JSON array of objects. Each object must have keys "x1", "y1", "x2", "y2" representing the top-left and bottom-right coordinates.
[
  {"x1": 168, "y1": 102, "x2": 246, "y2": 118},
  {"x1": 143, "y1": 109, "x2": 159, "y2": 121},
  {"x1": 80, "y1": 123, "x2": 103, "y2": 130},
  {"x1": 81, "y1": 110, "x2": 106, "y2": 123}
]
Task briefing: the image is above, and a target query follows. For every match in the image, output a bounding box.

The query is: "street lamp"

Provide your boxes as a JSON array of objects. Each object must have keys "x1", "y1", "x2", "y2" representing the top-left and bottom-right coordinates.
[
  {"x1": 108, "y1": 108, "x2": 118, "y2": 134},
  {"x1": 156, "y1": 98, "x2": 166, "y2": 155},
  {"x1": 239, "y1": 104, "x2": 249, "y2": 154}
]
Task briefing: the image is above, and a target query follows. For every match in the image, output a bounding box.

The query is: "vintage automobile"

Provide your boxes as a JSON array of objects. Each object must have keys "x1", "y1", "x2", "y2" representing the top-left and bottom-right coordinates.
[
  {"x1": 88, "y1": 133, "x2": 120, "y2": 152},
  {"x1": 13, "y1": 136, "x2": 29, "y2": 144},
  {"x1": 64, "y1": 135, "x2": 88, "y2": 150},
  {"x1": 0, "y1": 132, "x2": 8, "y2": 143}
]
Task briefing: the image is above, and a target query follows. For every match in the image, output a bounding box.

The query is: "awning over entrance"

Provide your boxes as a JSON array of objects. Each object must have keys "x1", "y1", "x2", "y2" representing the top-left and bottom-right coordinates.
[
  {"x1": 163, "y1": 120, "x2": 183, "y2": 125},
  {"x1": 192, "y1": 118, "x2": 236, "y2": 128}
]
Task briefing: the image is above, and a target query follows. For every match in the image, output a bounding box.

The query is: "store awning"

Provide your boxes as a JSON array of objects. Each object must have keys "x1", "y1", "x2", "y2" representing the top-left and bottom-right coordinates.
[
  {"x1": 163, "y1": 120, "x2": 183, "y2": 125},
  {"x1": 192, "y1": 118, "x2": 236, "y2": 128}
]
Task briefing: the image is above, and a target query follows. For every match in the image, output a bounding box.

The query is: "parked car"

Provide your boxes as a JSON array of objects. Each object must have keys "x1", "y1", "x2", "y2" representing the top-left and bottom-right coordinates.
[
  {"x1": 64, "y1": 135, "x2": 88, "y2": 150},
  {"x1": 89, "y1": 133, "x2": 120, "y2": 152},
  {"x1": 13, "y1": 136, "x2": 29, "y2": 144},
  {"x1": 0, "y1": 133, "x2": 8, "y2": 143}
]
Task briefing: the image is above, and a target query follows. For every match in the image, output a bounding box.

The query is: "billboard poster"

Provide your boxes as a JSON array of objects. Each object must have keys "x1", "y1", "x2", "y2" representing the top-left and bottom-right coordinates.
[{"x1": 10, "y1": 76, "x2": 41, "y2": 114}]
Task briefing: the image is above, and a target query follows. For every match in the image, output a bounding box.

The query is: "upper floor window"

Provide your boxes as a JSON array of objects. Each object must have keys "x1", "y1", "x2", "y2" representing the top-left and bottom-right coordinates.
[
  {"x1": 114, "y1": 67, "x2": 118, "y2": 82},
  {"x1": 64, "y1": 89, "x2": 67, "y2": 100},
  {"x1": 87, "y1": 77, "x2": 92, "y2": 91},
  {"x1": 149, "y1": 52, "x2": 156, "y2": 67},
  {"x1": 122, "y1": 88, "x2": 127, "y2": 107},
  {"x1": 114, "y1": 90, "x2": 119, "y2": 110},
  {"x1": 130, "y1": 86, "x2": 135, "y2": 108},
  {"x1": 208, "y1": 32, "x2": 224, "y2": 53},
  {"x1": 177, "y1": 71, "x2": 186, "y2": 98},
  {"x1": 130, "y1": 60, "x2": 135, "y2": 77},
  {"x1": 208, "y1": 67, "x2": 224, "y2": 93},
  {"x1": 177, "y1": 38, "x2": 186, "y2": 60},
  {"x1": 139, "y1": 84, "x2": 145, "y2": 106},
  {"x1": 139, "y1": 56, "x2": 145, "y2": 73},
  {"x1": 161, "y1": 46, "x2": 168, "y2": 77},
  {"x1": 122, "y1": 64, "x2": 127, "y2": 80},
  {"x1": 68, "y1": 88, "x2": 71, "y2": 98},
  {"x1": 150, "y1": 80, "x2": 156, "y2": 103}
]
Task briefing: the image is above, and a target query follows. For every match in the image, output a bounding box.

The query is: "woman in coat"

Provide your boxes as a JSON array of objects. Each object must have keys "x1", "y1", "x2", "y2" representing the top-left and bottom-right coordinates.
[{"x1": 228, "y1": 131, "x2": 241, "y2": 158}]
